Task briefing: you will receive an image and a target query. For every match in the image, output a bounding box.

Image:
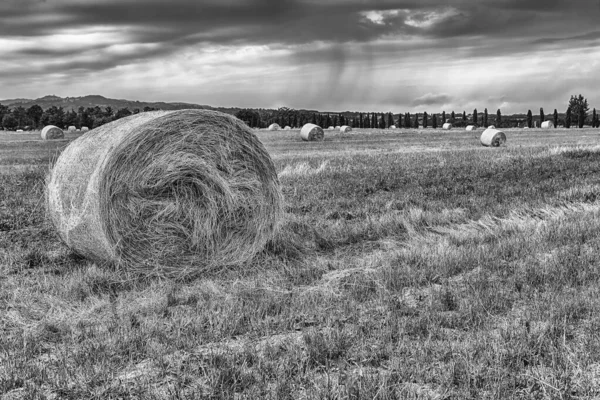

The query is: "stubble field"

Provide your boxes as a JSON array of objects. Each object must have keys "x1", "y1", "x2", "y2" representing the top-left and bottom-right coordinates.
[{"x1": 2, "y1": 127, "x2": 600, "y2": 399}]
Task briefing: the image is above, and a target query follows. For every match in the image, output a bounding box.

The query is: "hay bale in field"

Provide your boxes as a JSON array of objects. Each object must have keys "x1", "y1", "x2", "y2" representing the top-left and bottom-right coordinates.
[
  {"x1": 541, "y1": 121, "x2": 553, "y2": 129},
  {"x1": 442, "y1": 123, "x2": 452, "y2": 130},
  {"x1": 480, "y1": 128, "x2": 506, "y2": 147},
  {"x1": 300, "y1": 123, "x2": 325, "y2": 142},
  {"x1": 46, "y1": 110, "x2": 283, "y2": 279},
  {"x1": 284, "y1": 126, "x2": 291, "y2": 130},
  {"x1": 340, "y1": 125, "x2": 352, "y2": 133},
  {"x1": 68, "y1": 126, "x2": 76, "y2": 132},
  {"x1": 81, "y1": 126, "x2": 89, "y2": 132},
  {"x1": 335, "y1": 126, "x2": 341, "y2": 130},
  {"x1": 488, "y1": 125, "x2": 496, "y2": 129},
  {"x1": 466, "y1": 125, "x2": 475, "y2": 131},
  {"x1": 41, "y1": 125, "x2": 65, "y2": 140},
  {"x1": 390, "y1": 125, "x2": 396, "y2": 129},
  {"x1": 328, "y1": 126, "x2": 334, "y2": 130},
  {"x1": 16, "y1": 129, "x2": 23, "y2": 132},
  {"x1": 268, "y1": 123, "x2": 281, "y2": 131}
]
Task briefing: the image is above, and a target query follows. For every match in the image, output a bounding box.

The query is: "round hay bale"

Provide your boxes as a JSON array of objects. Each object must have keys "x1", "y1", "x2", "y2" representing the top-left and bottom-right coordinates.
[
  {"x1": 328, "y1": 126, "x2": 334, "y2": 130},
  {"x1": 541, "y1": 121, "x2": 553, "y2": 129},
  {"x1": 390, "y1": 125, "x2": 396, "y2": 129},
  {"x1": 268, "y1": 123, "x2": 281, "y2": 131},
  {"x1": 466, "y1": 125, "x2": 475, "y2": 131},
  {"x1": 300, "y1": 123, "x2": 325, "y2": 142},
  {"x1": 47, "y1": 110, "x2": 283, "y2": 278},
  {"x1": 41, "y1": 125, "x2": 64, "y2": 140},
  {"x1": 283, "y1": 126, "x2": 291, "y2": 130},
  {"x1": 335, "y1": 126, "x2": 341, "y2": 130},
  {"x1": 68, "y1": 126, "x2": 76, "y2": 132},
  {"x1": 488, "y1": 125, "x2": 496, "y2": 129},
  {"x1": 16, "y1": 129, "x2": 24, "y2": 132},
  {"x1": 340, "y1": 125, "x2": 352, "y2": 133},
  {"x1": 442, "y1": 123, "x2": 452, "y2": 130},
  {"x1": 480, "y1": 128, "x2": 506, "y2": 147},
  {"x1": 81, "y1": 126, "x2": 90, "y2": 132}
]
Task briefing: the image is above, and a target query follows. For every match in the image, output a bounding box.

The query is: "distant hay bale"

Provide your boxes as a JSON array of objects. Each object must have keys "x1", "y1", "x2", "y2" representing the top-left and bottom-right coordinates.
[
  {"x1": 488, "y1": 125, "x2": 496, "y2": 129},
  {"x1": 81, "y1": 126, "x2": 90, "y2": 132},
  {"x1": 541, "y1": 121, "x2": 553, "y2": 129},
  {"x1": 284, "y1": 126, "x2": 291, "y2": 130},
  {"x1": 46, "y1": 110, "x2": 283, "y2": 278},
  {"x1": 340, "y1": 125, "x2": 352, "y2": 133},
  {"x1": 390, "y1": 125, "x2": 396, "y2": 129},
  {"x1": 442, "y1": 123, "x2": 452, "y2": 130},
  {"x1": 480, "y1": 128, "x2": 506, "y2": 147},
  {"x1": 16, "y1": 129, "x2": 23, "y2": 133},
  {"x1": 335, "y1": 126, "x2": 341, "y2": 130},
  {"x1": 300, "y1": 123, "x2": 325, "y2": 142},
  {"x1": 268, "y1": 123, "x2": 281, "y2": 131},
  {"x1": 68, "y1": 126, "x2": 76, "y2": 132},
  {"x1": 41, "y1": 125, "x2": 64, "y2": 140},
  {"x1": 328, "y1": 126, "x2": 334, "y2": 130},
  {"x1": 466, "y1": 125, "x2": 475, "y2": 131}
]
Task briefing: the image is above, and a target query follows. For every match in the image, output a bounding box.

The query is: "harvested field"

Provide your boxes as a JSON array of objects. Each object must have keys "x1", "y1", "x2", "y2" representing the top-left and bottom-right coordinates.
[{"x1": 3, "y1": 127, "x2": 600, "y2": 398}]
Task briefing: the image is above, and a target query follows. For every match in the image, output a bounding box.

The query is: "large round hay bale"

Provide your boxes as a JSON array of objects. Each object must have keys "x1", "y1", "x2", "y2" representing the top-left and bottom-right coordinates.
[
  {"x1": 81, "y1": 126, "x2": 90, "y2": 132},
  {"x1": 541, "y1": 121, "x2": 553, "y2": 129},
  {"x1": 480, "y1": 128, "x2": 506, "y2": 147},
  {"x1": 442, "y1": 123, "x2": 452, "y2": 130},
  {"x1": 268, "y1": 123, "x2": 281, "y2": 131},
  {"x1": 41, "y1": 125, "x2": 64, "y2": 140},
  {"x1": 340, "y1": 125, "x2": 352, "y2": 133},
  {"x1": 47, "y1": 110, "x2": 283, "y2": 278},
  {"x1": 300, "y1": 123, "x2": 325, "y2": 142},
  {"x1": 68, "y1": 126, "x2": 76, "y2": 132},
  {"x1": 466, "y1": 125, "x2": 475, "y2": 131}
]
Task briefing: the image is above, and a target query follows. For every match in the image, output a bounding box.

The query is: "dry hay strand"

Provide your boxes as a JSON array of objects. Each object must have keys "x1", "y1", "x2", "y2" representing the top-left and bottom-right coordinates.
[
  {"x1": 46, "y1": 110, "x2": 283, "y2": 279},
  {"x1": 442, "y1": 123, "x2": 452, "y2": 130},
  {"x1": 268, "y1": 123, "x2": 281, "y2": 131},
  {"x1": 480, "y1": 128, "x2": 507, "y2": 147},
  {"x1": 300, "y1": 123, "x2": 324, "y2": 141},
  {"x1": 541, "y1": 121, "x2": 554, "y2": 129},
  {"x1": 465, "y1": 125, "x2": 475, "y2": 131},
  {"x1": 41, "y1": 125, "x2": 64, "y2": 140},
  {"x1": 340, "y1": 125, "x2": 352, "y2": 133}
]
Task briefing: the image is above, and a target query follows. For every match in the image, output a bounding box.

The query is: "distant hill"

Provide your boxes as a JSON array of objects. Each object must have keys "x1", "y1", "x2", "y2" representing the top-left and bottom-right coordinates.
[{"x1": 0, "y1": 95, "x2": 244, "y2": 115}]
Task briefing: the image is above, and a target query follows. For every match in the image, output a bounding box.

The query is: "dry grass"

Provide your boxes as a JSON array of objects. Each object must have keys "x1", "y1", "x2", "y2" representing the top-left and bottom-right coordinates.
[{"x1": 3, "y1": 127, "x2": 600, "y2": 398}]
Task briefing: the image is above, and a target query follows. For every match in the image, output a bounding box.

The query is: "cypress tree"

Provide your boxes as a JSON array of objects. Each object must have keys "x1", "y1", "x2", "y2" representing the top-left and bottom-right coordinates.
[
  {"x1": 540, "y1": 107, "x2": 545, "y2": 123},
  {"x1": 473, "y1": 109, "x2": 478, "y2": 126},
  {"x1": 423, "y1": 112, "x2": 428, "y2": 128},
  {"x1": 432, "y1": 113, "x2": 438, "y2": 129},
  {"x1": 387, "y1": 112, "x2": 394, "y2": 128},
  {"x1": 527, "y1": 110, "x2": 532, "y2": 128},
  {"x1": 405, "y1": 112, "x2": 411, "y2": 128},
  {"x1": 462, "y1": 111, "x2": 467, "y2": 123},
  {"x1": 358, "y1": 113, "x2": 363, "y2": 128},
  {"x1": 450, "y1": 111, "x2": 455, "y2": 123},
  {"x1": 593, "y1": 108, "x2": 598, "y2": 128},
  {"x1": 565, "y1": 107, "x2": 572, "y2": 128},
  {"x1": 442, "y1": 111, "x2": 446, "y2": 124},
  {"x1": 496, "y1": 109, "x2": 502, "y2": 127},
  {"x1": 397, "y1": 113, "x2": 401, "y2": 128},
  {"x1": 413, "y1": 113, "x2": 419, "y2": 128},
  {"x1": 484, "y1": 108, "x2": 488, "y2": 127},
  {"x1": 553, "y1": 109, "x2": 558, "y2": 128}
]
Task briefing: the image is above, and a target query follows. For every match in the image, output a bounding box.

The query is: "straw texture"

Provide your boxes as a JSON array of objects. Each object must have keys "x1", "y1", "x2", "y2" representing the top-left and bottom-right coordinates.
[
  {"x1": 300, "y1": 123, "x2": 325, "y2": 141},
  {"x1": 41, "y1": 125, "x2": 64, "y2": 140},
  {"x1": 480, "y1": 128, "x2": 507, "y2": 147},
  {"x1": 47, "y1": 110, "x2": 283, "y2": 278}
]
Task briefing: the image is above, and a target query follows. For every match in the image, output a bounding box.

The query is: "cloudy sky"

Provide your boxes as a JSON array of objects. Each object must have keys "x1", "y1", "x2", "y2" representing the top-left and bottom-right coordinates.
[{"x1": 1, "y1": 0, "x2": 599, "y2": 113}]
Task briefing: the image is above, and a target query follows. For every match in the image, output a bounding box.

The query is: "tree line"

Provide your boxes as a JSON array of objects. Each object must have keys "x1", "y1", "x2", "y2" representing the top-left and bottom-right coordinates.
[
  {"x1": 1, "y1": 94, "x2": 598, "y2": 131},
  {"x1": 0, "y1": 104, "x2": 159, "y2": 131}
]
